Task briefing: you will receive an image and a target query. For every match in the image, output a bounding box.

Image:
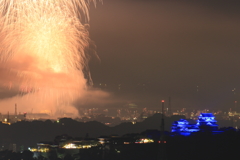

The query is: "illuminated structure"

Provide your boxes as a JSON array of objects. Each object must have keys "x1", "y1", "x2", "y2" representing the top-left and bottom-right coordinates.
[
  {"x1": 197, "y1": 113, "x2": 218, "y2": 131},
  {"x1": 172, "y1": 113, "x2": 219, "y2": 135},
  {"x1": 60, "y1": 140, "x2": 100, "y2": 149},
  {"x1": 135, "y1": 138, "x2": 154, "y2": 144},
  {"x1": 29, "y1": 139, "x2": 100, "y2": 159},
  {"x1": 28, "y1": 142, "x2": 57, "y2": 153},
  {"x1": 171, "y1": 119, "x2": 198, "y2": 135}
]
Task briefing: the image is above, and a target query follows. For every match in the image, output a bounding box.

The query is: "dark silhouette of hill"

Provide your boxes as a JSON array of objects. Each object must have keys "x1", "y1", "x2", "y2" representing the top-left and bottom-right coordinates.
[
  {"x1": 0, "y1": 113, "x2": 233, "y2": 151},
  {"x1": 113, "y1": 114, "x2": 186, "y2": 135},
  {"x1": 0, "y1": 118, "x2": 112, "y2": 150}
]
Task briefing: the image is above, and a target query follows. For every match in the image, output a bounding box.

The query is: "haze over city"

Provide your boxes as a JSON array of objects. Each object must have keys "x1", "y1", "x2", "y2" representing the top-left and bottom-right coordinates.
[
  {"x1": 0, "y1": 0, "x2": 240, "y2": 115},
  {"x1": 89, "y1": 0, "x2": 240, "y2": 111}
]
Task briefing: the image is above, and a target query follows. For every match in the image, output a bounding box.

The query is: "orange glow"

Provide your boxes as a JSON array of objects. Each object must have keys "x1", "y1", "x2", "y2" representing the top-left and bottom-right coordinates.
[{"x1": 0, "y1": 0, "x2": 103, "y2": 116}]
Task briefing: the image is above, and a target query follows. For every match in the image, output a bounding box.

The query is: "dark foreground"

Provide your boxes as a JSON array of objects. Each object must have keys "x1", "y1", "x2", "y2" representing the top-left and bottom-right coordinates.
[{"x1": 0, "y1": 128, "x2": 238, "y2": 160}]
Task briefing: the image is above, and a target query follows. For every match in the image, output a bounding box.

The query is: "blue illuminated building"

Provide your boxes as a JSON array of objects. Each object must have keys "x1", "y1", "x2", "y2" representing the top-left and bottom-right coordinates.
[
  {"x1": 197, "y1": 113, "x2": 218, "y2": 131},
  {"x1": 172, "y1": 113, "x2": 219, "y2": 135}
]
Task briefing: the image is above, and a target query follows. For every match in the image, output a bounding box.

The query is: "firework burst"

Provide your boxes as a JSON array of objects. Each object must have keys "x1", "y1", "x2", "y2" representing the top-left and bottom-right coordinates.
[{"x1": 0, "y1": 0, "x2": 98, "y2": 115}]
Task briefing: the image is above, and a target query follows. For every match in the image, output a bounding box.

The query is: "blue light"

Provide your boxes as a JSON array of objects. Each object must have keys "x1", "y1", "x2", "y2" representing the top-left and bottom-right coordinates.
[
  {"x1": 171, "y1": 113, "x2": 219, "y2": 135},
  {"x1": 197, "y1": 113, "x2": 218, "y2": 128}
]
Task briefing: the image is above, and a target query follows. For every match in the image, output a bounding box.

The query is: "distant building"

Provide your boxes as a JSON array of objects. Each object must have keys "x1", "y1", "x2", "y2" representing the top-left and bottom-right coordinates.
[
  {"x1": 171, "y1": 119, "x2": 199, "y2": 136},
  {"x1": 197, "y1": 113, "x2": 218, "y2": 131},
  {"x1": 0, "y1": 113, "x2": 25, "y2": 124},
  {"x1": 172, "y1": 113, "x2": 220, "y2": 135}
]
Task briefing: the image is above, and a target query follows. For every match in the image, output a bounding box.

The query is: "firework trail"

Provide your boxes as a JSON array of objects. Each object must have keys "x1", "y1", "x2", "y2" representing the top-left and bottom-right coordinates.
[{"x1": 0, "y1": 0, "x2": 102, "y2": 116}]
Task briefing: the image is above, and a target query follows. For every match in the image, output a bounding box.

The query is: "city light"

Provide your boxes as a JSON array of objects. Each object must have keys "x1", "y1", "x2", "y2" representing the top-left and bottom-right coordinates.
[{"x1": 135, "y1": 138, "x2": 154, "y2": 144}]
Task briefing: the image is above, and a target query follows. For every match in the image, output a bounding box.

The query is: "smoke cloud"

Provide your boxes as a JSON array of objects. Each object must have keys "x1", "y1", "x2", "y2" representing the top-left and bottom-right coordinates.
[{"x1": 0, "y1": 0, "x2": 111, "y2": 117}]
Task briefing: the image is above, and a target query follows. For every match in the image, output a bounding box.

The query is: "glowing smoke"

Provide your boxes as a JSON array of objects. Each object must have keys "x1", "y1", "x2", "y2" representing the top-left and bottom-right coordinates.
[{"x1": 0, "y1": 0, "x2": 108, "y2": 116}]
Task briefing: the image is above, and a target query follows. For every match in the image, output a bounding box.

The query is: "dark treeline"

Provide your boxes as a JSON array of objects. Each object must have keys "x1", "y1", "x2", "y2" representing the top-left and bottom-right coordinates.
[
  {"x1": 109, "y1": 128, "x2": 240, "y2": 160},
  {"x1": 0, "y1": 114, "x2": 185, "y2": 149},
  {"x1": 0, "y1": 128, "x2": 239, "y2": 160},
  {"x1": 0, "y1": 113, "x2": 234, "y2": 151}
]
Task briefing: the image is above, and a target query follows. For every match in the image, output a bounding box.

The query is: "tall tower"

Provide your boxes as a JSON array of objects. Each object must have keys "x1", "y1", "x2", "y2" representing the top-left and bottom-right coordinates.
[
  {"x1": 158, "y1": 100, "x2": 167, "y2": 160},
  {"x1": 15, "y1": 104, "x2": 17, "y2": 116},
  {"x1": 161, "y1": 100, "x2": 165, "y2": 133},
  {"x1": 7, "y1": 111, "x2": 9, "y2": 123}
]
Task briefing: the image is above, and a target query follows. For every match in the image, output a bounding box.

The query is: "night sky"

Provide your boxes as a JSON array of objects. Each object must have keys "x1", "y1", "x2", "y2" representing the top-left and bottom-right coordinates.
[
  {"x1": 88, "y1": 0, "x2": 240, "y2": 110},
  {"x1": 0, "y1": 0, "x2": 239, "y2": 113}
]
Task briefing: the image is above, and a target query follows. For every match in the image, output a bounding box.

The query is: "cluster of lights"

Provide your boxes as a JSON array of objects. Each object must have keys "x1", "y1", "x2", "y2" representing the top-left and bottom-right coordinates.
[
  {"x1": 62, "y1": 143, "x2": 98, "y2": 149},
  {"x1": 28, "y1": 147, "x2": 49, "y2": 153},
  {"x1": 135, "y1": 138, "x2": 154, "y2": 144},
  {"x1": 63, "y1": 143, "x2": 77, "y2": 149},
  {"x1": 2, "y1": 118, "x2": 11, "y2": 125}
]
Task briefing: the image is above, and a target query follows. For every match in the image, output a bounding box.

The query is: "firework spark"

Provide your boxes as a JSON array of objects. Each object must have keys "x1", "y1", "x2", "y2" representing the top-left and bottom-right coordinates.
[{"x1": 0, "y1": 0, "x2": 100, "y2": 116}]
